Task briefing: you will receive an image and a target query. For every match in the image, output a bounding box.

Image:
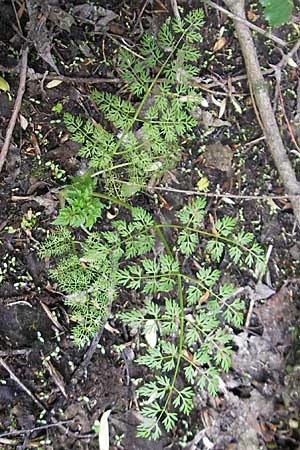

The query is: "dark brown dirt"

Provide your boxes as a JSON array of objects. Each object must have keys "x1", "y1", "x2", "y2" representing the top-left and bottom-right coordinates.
[{"x1": 0, "y1": 0, "x2": 300, "y2": 449}]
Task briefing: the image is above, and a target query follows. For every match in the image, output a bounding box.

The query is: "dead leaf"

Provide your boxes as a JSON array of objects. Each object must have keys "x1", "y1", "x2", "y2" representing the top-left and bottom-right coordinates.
[
  {"x1": 46, "y1": 79, "x2": 63, "y2": 89},
  {"x1": 106, "y1": 208, "x2": 119, "y2": 220},
  {"x1": 208, "y1": 213, "x2": 218, "y2": 235},
  {"x1": 43, "y1": 359, "x2": 67, "y2": 398},
  {"x1": 17, "y1": 2, "x2": 26, "y2": 19},
  {"x1": 218, "y1": 98, "x2": 227, "y2": 118},
  {"x1": 19, "y1": 114, "x2": 29, "y2": 130},
  {"x1": 213, "y1": 37, "x2": 227, "y2": 52},
  {"x1": 211, "y1": 96, "x2": 222, "y2": 107},
  {"x1": 0, "y1": 76, "x2": 10, "y2": 92},
  {"x1": 205, "y1": 143, "x2": 233, "y2": 172},
  {"x1": 104, "y1": 322, "x2": 120, "y2": 334},
  {"x1": 98, "y1": 409, "x2": 111, "y2": 450},
  {"x1": 231, "y1": 97, "x2": 242, "y2": 114},
  {"x1": 40, "y1": 301, "x2": 64, "y2": 331},
  {"x1": 144, "y1": 319, "x2": 157, "y2": 348},
  {"x1": 108, "y1": 23, "x2": 126, "y2": 34},
  {"x1": 182, "y1": 348, "x2": 194, "y2": 362},
  {"x1": 247, "y1": 9, "x2": 259, "y2": 21},
  {"x1": 158, "y1": 193, "x2": 172, "y2": 210},
  {"x1": 32, "y1": 193, "x2": 58, "y2": 215},
  {"x1": 199, "y1": 291, "x2": 210, "y2": 305},
  {"x1": 30, "y1": 133, "x2": 41, "y2": 156},
  {"x1": 48, "y1": 6, "x2": 75, "y2": 32},
  {"x1": 287, "y1": 57, "x2": 298, "y2": 68},
  {"x1": 196, "y1": 177, "x2": 209, "y2": 192},
  {"x1": 249, "y1": 280, "x2": 275, "y2": 301}
]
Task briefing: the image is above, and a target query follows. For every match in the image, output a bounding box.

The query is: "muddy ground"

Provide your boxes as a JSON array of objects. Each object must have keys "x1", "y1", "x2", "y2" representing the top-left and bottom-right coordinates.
[{"x1": 0, "y1": 0, "x2": 300, "y2": 449}]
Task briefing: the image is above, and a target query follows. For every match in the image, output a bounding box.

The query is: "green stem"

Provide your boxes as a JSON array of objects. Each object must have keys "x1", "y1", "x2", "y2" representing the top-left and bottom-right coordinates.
[
  {"x1": 156, "y1": 274, "x2": 185, "y2": 426},
  {"x1": 151, "y1": 227, "x2": 186, "y2": 433},
  {"x1": 92, "y1": 192, "x2": 132, "y2": 210},
  {"x1": 156, "y1": 223, "x2": 260, "y2": 259},
  {"x1": 110, "y1": 19, "x2": 196, "y2": 158},
  {"x1": 92, "y1": 162, "x2": 132, "y2": 177}
]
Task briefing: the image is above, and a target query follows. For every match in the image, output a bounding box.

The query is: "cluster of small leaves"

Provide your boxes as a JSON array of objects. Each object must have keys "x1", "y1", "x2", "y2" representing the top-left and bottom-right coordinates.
[
  {"x1": 117, "y1": 254, "x2": 179, "y2": 294},
  {"x1": 40, "y1": 227, "x2": 120, "y2": 346},
  {"x1": 40, "y1": 6, "x2": 267, "y2": 435},
  {"x1": 39, "y1": 208, "x2": 155, "y2": 346},
  {"x1": 63, "y1": 9, "x2": 204, "y2": 203},
  {"x1": 117, "y1": 200, "x2": 264, "y2": 439},
  {"x1": 176, "y1": 198, "x2": 265, "y2": 269},
  {"x1": 119, "y1": 262, "x2": 241, "y2": 439},
  {"x1": 40, "y1": 194, "x2": 265, "y2": 438},
  {"x1": 38, "y1": 226, "x2": 73, "y2": 257},
  {"x1": 259, "y1": 0, "x2": 293, "y2": 27},
  {"x1": 53, "y1": 174, "x2": 104, "y2": 229}
]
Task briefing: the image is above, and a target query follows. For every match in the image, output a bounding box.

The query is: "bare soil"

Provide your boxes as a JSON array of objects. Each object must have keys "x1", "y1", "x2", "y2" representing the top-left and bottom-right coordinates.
[{"x1": 0, "y1": 1, "x2": 299, "y2": 449}]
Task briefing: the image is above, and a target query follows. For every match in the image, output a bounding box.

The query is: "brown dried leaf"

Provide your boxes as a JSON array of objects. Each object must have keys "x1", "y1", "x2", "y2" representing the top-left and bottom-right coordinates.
[
  {"x1": 40, "y1": 301, "x2": 64, "y2": 331},
  {"x1": 44, "y1": 359, "x2": 67, "y2": 398},
  {"x1": 199, "y1": 291, "x2": 210, "y2": 305},
  {"x1": 247, "y1": 9, "x2": 259, "y2": 21},
  {"x1": 213, "y1": 37, "x2": 227, "y2": 52}
]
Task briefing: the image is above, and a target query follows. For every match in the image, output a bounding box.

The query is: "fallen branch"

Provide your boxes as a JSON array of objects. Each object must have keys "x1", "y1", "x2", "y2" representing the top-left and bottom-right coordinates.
[
  {"x1": 0, "y1": 421, "x2": 73, "y2": 439},
  {"x1": 116, "y1": 180, "x2": 300, "y2": 201},
  {"x1": 222, "y1": 0, "x2": 300, "y2": 228},
  {"x1": 0, "y1": 356, "x2": 45, "y2": 410},
  {"x1": 0, "y1": 64, "x2": 120, "y2": 85},
  {"x1": 69, "y1": 323, "x2": 106, "y2": 387},
  {"x1": 30, "y1": 73, "x2": 120, "y2": 84},
  {"x1": 202, "y1": 0, "x2": 288, "y2": 47},
  {"x1": 0, "y1": 47, "x2": 28, "y2": 173}
]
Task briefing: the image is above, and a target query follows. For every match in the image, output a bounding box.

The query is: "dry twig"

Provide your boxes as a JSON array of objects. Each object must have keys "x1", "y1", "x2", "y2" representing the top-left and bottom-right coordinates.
[
  {"x1": 69, "y1": 324, "x2": 106, "y2": 387},
  {"x1": 118, "y1": 181, "x2": 300, "y2": 201},
  {"x1": 0, "y1": 356, "x2": 45, "y2": 410},
  {"x1": 222, "y1": 0, "x2": 300, "y2": 228},
  {"x1": 170, "y1": 0, "x2": 181, "y2": 19},
  {"x1": 202, "y1": 0, "x2": 287, "y2": 47},
  {"x1": 0, "y1": 47, "x2": 28, "y2": 173},
  {"x1": 0, "y1": 421, "x2": 72, "y2": 439}
]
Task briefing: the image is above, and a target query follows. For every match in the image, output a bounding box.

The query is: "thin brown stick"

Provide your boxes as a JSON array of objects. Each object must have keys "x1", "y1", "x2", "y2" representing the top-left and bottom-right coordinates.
[
  {"x1": 0, "y1": 47, "x2": 28, "y2": 173},
  {"x1": 277, "y1": 38, "x2": 300, "y2": 69},
  {"x1": 0, "y1": 421, "x2": 73, "y2": 438},
  {"x1": 10, "y1": 0, "x2": 23, "y2": 34},
  {"x1": 223, "y1": 0, "x2": 300, "y2": 228},
  {"x1": 118, "y1": 181, "x2": 300, "y2": 200},
  {"x1": 69, "y1": 323, "x2": 106, "y2": 387},
  {"x1": 248, "y1": 81, "x2": 264, "y2": 131},
  {"x1": 275, "y1": 77, "x2": 300, "y2": 154},
  {"x1": 170, "y1": 0, "x2": 181, "y2": 19},
  {"x1": 0, "y1": 356, "x2": 45, "y2": 410},
  {"x1": 0, "y1": 349, "x2": 32, "y2": 357},
  {"x1": 0, "y1": 64, "x2": 120, "y2": 85},
  {"x1": 30, "y1": 74, "x2": 120, "y2": 84},
  {"x1": 202, "y1": 0, "x2": 287, "y2": 47}
]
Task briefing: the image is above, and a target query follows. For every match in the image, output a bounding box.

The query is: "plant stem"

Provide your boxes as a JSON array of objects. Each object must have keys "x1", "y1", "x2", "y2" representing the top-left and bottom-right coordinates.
[
  {"x1": 110, "y1": 16, "x2": 200, "y2": 157},
  {"x1": 92, "y1": 192, "x2": 132, "y2": 210},
  {"x1": 155, "y1": 274, "x2": 185, "y2": 428},
  {"x1": 92, "y1": 162, "x2": 132, "y2": 177}
]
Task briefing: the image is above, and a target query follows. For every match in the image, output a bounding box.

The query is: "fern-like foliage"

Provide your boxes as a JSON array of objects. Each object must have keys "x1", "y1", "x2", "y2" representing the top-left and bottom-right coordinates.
[
  {"x1": 39, "y1": 208, "x2": 154, "y2": 346},
  {"x1": 41, "y1": 198, "x2": 264, "y2": 437},
  {"x1": 117, "y1": 202, "x2": 264, "y2": 439},
  {"x1": 63, "y1": 9, "x2": 204, "y2": 210},
  {"x1": 39, "y1": 8, "x2": 267, "y2": 441}
]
